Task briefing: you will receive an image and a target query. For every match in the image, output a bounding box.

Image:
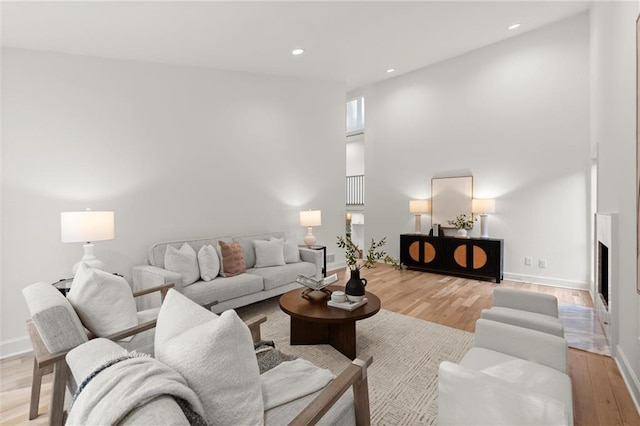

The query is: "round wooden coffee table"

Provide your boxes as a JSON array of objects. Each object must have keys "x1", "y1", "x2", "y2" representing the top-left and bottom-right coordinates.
[{"x1": 279, "y1": 285, "x2": 381, "y2": 360}]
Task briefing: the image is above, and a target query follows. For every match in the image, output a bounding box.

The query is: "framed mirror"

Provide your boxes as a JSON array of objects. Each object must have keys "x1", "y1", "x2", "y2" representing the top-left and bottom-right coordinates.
[{"x1": 431, "y1": 176, "x2": 473, "y2": 228}]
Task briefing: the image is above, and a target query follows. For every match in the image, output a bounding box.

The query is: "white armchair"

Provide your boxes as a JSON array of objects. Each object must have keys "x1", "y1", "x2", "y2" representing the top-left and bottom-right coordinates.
[
  {"x1": 22, "y1": 279, "x2": 173, "y2": 425},
  {"x1": 480, "y1": 287, "x2": 564, "y2": 337},
  {"x1": 438, "y1": 319, "x2": 572, "y2": 426}
]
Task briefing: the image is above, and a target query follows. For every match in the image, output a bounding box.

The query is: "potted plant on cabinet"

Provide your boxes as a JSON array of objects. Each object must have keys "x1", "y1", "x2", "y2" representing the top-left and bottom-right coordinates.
[{"x1": 447, "y1": 214, "x2": 477, "y2": 237}]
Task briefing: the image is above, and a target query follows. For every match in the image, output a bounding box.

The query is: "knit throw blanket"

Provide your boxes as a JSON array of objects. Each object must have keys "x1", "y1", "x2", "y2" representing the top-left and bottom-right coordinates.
[{"x1": 66, "y1": 353, "x2": 205, "y2": 426}]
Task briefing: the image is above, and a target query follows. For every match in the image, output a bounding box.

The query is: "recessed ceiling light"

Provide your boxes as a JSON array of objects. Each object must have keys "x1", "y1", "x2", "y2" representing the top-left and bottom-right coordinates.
[
  {"x1": 386, "y1": 68, "x2": 396, "y2": 73},
  {"x1": 508, "y1": 23, "x2": 521, "y2": 30},
  {"x1": 291, "y1": 48, "x2": 304, "y2": 56}
]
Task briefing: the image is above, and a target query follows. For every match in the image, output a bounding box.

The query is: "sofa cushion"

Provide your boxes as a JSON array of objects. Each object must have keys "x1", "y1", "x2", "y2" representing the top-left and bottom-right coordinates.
[
  {"x1": 67, "y1": 264, "x2": 138, "y2": 339},
  {"x1": 218, "y1": 241, "x2": 246, "y2": 277},
  {"x1": 164, "y1": 243, "x2": 200, "y2": 286},
  {"x1": 255, "y1": 239, "x2": 286, "y2": 268},
  {"x1": 460, "y1": 347, "x2": 573, "y2": 417},
  {"x1": 233, "y1": 232, "x2": 285, "y2": 269},
  {"x1": 197, "y1": 244, "x2": 220, "y2": 282},
  {"x1": 270, "y1": 236, "x2": 301, "y2": 264},
  {"x1": 148, "y1": 237, "x2": 232, "y2": 269},
  {"x1": 155, "y1": 290, "x2": 264, "y2": 425},
  {"x1": 182, "y1": 274, "x2": 264, "y2": 306},
  {"x1": 248, "y1": 261, "x2": 315, "y2": 291}
]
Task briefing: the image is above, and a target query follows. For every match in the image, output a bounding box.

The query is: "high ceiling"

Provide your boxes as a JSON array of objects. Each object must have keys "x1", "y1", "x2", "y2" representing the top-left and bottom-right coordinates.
[{"x1": 2, "y1": 1, "x2": 590, "y2": 90}]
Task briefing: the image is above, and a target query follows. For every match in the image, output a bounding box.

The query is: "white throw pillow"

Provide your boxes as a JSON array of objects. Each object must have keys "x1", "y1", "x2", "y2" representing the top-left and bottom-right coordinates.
[
  {"x1": 164, "y1": 243, "x2": 200, "y2": 286},
  {"x1": 67, "y1": 263, "x2": 138, "y2": 338},
  {"x1": 269, "y1": 237, "x2": 301, "y2": 264},
  {"x1": 154, "y1": 290, "x2": 264, "y2": 425},
  {"x1": 197, "y1": 245, "x2": 220, "y2": 281},
  {"x1": 254, "y1": 239, "x2": 286, "y2": 268}
]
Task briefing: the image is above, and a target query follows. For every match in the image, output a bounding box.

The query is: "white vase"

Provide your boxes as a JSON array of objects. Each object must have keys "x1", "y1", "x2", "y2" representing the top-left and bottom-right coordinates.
[{"x1": 457, "y1": 228, "x2": 468, "y2": 237}]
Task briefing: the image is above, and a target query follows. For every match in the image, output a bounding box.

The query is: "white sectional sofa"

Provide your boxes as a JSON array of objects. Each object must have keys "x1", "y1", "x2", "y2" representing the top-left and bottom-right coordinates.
[
  {"x1": 133, "y1": 232, "x2": 323, "y2": 312},
  {"x1": 438, "y1": 318, "x2": 572, "y2": 426}
]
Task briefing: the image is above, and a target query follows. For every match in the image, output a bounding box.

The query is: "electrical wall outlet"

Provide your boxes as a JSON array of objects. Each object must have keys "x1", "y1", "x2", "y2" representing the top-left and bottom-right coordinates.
[
  {"x1": 538, "y1": 259, "x2": 547, "y2": 268},
  {"x1": 524, "y1": 257, "x2": 532, "y2": 266}
]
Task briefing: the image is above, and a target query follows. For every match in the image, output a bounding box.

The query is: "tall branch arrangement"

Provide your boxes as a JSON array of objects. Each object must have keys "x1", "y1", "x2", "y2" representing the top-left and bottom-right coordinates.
[{"x1": 337, "y1": 236, "x2": 405, "y2": 271}]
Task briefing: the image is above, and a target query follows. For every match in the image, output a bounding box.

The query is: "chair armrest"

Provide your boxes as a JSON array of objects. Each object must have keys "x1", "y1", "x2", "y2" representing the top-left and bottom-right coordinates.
[
  {"x1": 132, "y1": 282, "x2": 175, "y2": 301},
  {"x1": 492, "y1": 288, "x2": 559, "y2": 317},
  {"x1": 474, "y1": 319, "x2": 568, "y2": 373},
  {"x1": 132, "y1": 265, "x2": 183, "y2": 310},
  {"x1": 299, "y1": 248, "x2": 323, "y2": 280},
  {"x1": 289, "y1": 355, "x2": 373, "y2": 426},
  {"x1": 243, "y1": 314, "x2": 267, "y2": 343},
  {"x1": 87, "y1": 319, "x2": 157, "y2": 342},
  {"x1": 438, "y1": 361, "x2": 570, "y2": 426}
]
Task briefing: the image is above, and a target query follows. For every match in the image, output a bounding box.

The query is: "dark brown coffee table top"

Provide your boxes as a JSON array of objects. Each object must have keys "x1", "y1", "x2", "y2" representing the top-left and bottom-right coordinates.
[{"x1": 279, "y1": 285, "x2": 381, "y2": 323}]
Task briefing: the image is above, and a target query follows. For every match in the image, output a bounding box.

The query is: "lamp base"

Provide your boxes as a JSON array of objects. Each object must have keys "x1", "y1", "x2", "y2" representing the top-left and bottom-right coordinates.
[
  {"x1": 304, "y1": 227, "x2": 316, "y2": 247},
  {"x1": 414, "y1": 215, "x2": 422, "y2": 234},
  {"x1": 479, "y1": 214, "x2": 489, "y2": 238},
  {"x1": 71, "y1": 243, "x2": 106, "y2": 275}
]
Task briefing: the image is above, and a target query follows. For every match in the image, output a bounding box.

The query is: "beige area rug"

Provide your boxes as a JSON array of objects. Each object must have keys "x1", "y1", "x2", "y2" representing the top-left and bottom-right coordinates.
[
  {"x1": 559, "y1": 304, "x2": 611, "y2": 356},
  {"x1": 237, "y1": 298, "x2": 474, "y2": 425}
]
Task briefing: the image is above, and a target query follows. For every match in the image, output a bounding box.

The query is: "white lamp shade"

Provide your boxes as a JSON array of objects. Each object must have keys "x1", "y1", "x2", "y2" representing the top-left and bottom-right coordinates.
[
  {"x1": 61, "y1": 211, "x2": 115, "y2": 243},
  {"x1": 300, "y1": 210, "x2": 322, "y2": 227},
  {"x1": 409, "y1": 199, "x2": 431, "y2": 214},
  {"x1": 471, "y1": 199, "x2": 496, "y2": 214}
]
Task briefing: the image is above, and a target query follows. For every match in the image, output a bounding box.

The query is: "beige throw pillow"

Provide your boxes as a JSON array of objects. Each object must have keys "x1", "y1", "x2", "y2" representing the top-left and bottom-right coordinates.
[
  {"x1": 164, "y1": 243, "x2": 200, "y2": 286},
  {"x1": 218, "y1": 241, "x2": 246, "y2": 277},
  {"x1": 197, "y1": 245, "x2": 220, "y2": 281},
  {"x1": 154, "y1": 290, "x2": 264, "y2": 425},
  {"x1": 67, "y1": 263, "x2": 138, "y2": 338},
  {"x1": 254, "y1": 239, "x2": 286, "y2": 268}
]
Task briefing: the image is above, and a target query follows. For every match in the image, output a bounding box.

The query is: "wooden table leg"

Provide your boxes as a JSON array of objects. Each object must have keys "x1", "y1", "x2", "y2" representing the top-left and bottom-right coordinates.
[
  {"x1": 290, "y1": 317, "x2": 329, "y2": 345},
  {"x1": 329, "y1": 321, "x2": 357, "y2": 360},
  {"x1": 289, "y1": 317, "x2": 359, "y2": 360}
]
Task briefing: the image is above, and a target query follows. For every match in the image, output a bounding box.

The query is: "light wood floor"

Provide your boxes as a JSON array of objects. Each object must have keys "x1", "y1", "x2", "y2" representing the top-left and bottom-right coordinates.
[{"x1": 1, "y1": 265, "x2": 638, "y2": 425}]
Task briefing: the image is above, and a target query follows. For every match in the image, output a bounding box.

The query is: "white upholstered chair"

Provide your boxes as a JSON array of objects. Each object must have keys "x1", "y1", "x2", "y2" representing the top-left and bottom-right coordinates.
[
  {"x1": 480, "y1": 287, "x2": 564, "y2": 337},
  {"x1": 438, "y1": 318, "x2": 572, "y2": 426},
  {"x1": 22, "y1": 280, "x2": 173, "y2": 425}
]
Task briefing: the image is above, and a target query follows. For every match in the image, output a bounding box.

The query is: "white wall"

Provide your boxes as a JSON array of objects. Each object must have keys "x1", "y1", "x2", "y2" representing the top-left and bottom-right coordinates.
[
  {"x1": 591, "y1": 1, "x2": 640, "y2": 409},
  {"x1": 346, "y1": 135, "x2": 365, "y2": 176},
  {"x1": 357, "y1": 13, "x2": 590, "y2": 289},
  {"x1": 1, "y1": 48, "x2": 346, "y2": 356}
]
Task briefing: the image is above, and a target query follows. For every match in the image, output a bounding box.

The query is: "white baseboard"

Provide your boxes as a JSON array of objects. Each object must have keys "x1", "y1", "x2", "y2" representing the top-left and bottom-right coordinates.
[
  {"x1": 615, "y1": 344, "x2": 640, "y2": 415},
  {"x1": 503, "y1": 272, "x2": 588, "y2": 290},
  {"x1": 0, "y1": 336, "x2": 32, "y2": 359}
]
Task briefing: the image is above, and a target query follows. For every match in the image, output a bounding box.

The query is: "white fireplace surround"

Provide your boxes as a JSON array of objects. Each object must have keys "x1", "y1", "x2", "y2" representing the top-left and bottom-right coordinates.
[{"x1": 595, "y1": 213, "x2": 617, "y2": 349}]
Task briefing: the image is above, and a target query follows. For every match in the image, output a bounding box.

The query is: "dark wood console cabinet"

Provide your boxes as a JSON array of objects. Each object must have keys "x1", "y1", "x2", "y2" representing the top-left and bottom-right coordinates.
[{"x1": 400, "y1": 234, "x2": 503, "y2": 283}]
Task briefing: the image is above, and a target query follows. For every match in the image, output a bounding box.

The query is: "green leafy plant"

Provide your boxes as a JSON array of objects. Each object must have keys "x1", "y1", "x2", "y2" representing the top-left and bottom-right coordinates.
[
  {"x1": 448, "y1": 214, "x2": 476, "y2": 230},
  {"x1": 337, "y1": 236, "x2": 405, "y2": 271}
]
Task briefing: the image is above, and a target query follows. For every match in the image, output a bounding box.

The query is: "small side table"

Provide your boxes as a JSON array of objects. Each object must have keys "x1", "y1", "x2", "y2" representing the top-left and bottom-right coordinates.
[
  {"x1": 300, "y1": 245, "x2": 326, "y2": 277},
  {"x1": 51, "y1": 272, "x2": 124, "y2": 297},
  {"x1": 52, "y1": 278, "x2": 73, "y2": 297}
]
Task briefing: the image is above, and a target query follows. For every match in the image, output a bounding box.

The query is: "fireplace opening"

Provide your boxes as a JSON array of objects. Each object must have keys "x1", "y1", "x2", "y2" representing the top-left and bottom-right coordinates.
[{"x1": 598, "y1": 241, "x2": 609, "y2": 308}]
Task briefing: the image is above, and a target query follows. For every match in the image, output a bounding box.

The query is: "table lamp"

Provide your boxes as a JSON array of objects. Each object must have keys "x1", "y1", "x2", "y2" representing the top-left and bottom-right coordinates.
[
  {"x1": 300, "y1": 210, "x2": 321, "y2": 247},
  {"x1": 61, "y1": 210, "x2": 115, "y2": 274},
  {"x1": 472, "y1": 199, "x2": 496, "y2": 238},
  {"x1": 409, "y1": 200, "x2": 431, "y2": 234}
]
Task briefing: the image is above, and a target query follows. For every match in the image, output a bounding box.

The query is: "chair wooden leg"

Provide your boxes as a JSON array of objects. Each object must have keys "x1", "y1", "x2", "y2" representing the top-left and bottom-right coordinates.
[
  {"x1": 49, "y1": 360, "x2": 68, "y2": 426},
  {"x1": 353, "y1": 374, "x2": 371, "y2": 426},
  {"x1": 29, "y1": 358, "x2": 43, "y2": 419}
]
